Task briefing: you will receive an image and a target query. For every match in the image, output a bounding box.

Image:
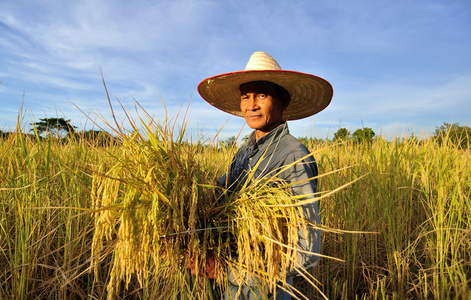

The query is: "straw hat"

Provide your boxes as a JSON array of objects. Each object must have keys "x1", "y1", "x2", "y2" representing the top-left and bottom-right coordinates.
[{"x1": 198, "y1": 51, "x2": 333, "y2": 120}]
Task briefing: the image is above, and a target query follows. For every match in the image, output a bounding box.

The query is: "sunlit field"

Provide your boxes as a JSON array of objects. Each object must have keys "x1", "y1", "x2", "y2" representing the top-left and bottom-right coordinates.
[{"x1": 1, "y1": 114, "x2": 470, "y2": 299}]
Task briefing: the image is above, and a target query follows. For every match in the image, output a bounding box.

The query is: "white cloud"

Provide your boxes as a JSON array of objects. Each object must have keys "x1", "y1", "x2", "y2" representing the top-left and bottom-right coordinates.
[{"x1": 1, "y1": 0, "x2": 470, "y2": 140}]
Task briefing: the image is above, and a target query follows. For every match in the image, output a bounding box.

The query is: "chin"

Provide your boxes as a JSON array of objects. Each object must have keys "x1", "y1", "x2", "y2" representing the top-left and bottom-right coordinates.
[{"x1": 247, "y1": 124, "x2": 264, "y2": 130}]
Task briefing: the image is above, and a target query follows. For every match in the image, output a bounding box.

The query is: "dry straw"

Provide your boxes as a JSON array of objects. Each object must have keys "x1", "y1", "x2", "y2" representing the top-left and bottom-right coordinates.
[{"x1": 89, "y1": 100, "x2": 332, "y2": 299}]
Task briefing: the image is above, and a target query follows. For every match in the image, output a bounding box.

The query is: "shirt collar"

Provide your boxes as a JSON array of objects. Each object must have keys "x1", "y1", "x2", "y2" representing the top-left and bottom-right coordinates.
[{"x1": 247, "y1": 122, "x2": 289, "y2": 149}]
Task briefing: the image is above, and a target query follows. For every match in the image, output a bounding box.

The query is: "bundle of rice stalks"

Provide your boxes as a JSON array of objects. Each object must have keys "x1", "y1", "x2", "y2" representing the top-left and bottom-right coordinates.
[
  {"x1": 90, "y1": 105, "x2": 322, "y2": 299},
  {"x1": 220, "y1": 176, "x2": 308, "y2": 296}
]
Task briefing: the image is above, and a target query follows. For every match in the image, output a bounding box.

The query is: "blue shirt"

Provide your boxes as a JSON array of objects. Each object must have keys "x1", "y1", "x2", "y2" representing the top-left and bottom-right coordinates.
[{"x1": 220, "y1": 122, "x2": 321, "y2": 299}]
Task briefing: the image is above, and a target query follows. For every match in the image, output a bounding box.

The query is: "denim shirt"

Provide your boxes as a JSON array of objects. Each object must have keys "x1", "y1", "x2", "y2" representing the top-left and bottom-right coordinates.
[
  {"x1": 220, "y1": 122, "x2": 318, "y2": 196},
  {"x1": 220, "y1": 122, "x2": 321, "y2": 296}
]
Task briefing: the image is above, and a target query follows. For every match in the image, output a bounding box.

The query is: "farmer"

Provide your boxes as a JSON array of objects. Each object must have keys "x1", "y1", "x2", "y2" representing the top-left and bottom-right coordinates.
[{"x1": 193, "y1": 51, "x2": 333, "y2": 299}]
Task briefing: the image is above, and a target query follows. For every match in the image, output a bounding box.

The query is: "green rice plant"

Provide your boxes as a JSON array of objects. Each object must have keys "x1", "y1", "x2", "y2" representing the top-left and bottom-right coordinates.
[
  {"x1": 409, "y1": 135, "x2": 471, "y2": 298},
  {"x1": 309, "y1": 133, "x2": 471, "y2": 299},
  {"x1": 0, "y1": 122, "x2": 105, "y2": 299}
]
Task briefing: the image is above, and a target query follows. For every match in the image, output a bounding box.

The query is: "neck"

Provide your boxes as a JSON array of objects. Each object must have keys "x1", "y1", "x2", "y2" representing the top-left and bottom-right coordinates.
[{"x1": 254, "y1": 120, "x2": 284, "y2": 140}]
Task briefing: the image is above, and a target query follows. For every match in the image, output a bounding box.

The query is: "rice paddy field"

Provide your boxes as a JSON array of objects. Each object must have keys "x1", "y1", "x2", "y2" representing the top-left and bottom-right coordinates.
[{"x1": 0, "y1": 112, "x2": 470, "y2": 299}]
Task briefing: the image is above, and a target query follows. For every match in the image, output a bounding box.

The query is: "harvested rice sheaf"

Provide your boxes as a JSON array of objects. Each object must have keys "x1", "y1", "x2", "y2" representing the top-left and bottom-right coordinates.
[{"x1": 91, "y1": 129, "x2": 311, "y2": 299}]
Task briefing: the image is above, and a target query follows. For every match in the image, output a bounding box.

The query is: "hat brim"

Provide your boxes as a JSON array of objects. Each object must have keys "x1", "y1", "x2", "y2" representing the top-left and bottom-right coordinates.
[{"x1": 198, "y1": 70, "x2": 333, "y2": 120}]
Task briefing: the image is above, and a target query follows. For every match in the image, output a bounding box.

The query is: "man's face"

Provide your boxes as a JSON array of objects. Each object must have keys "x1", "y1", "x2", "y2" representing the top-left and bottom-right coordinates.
[{"x1": 239, "y1": 81, "x2": 285, "y2": 139}]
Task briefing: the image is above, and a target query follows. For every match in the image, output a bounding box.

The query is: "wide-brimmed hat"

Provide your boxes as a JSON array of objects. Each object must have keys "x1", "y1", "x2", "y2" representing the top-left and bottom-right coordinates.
[{"x1": 198, "y1": 51, "x2": 333, "y2": 120}]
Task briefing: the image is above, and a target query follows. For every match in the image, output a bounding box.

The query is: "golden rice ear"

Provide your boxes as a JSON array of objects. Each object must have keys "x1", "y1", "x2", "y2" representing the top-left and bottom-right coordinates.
[{"x1": 90, "y1": 107, "x2": 333, "y2": 298}]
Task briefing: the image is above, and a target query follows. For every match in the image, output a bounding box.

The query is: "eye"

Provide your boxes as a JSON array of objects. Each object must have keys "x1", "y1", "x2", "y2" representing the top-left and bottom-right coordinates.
[
  {"x1": 257, "y1": 94, "x2": 267, "y2": 100},
  {"x1": 241, "y1": 95, "x2": 249, "y2": 101}
]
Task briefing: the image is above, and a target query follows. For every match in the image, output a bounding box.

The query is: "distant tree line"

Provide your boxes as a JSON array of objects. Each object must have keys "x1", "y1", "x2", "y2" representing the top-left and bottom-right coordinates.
[
  {"x1": 296, "y1": 123, "x2": 470, "y2": 149},
  {"x1": 3, "y1": 118, "x2": 470, "y2": 150},
  {"x1": 295, "y1": 127, "x2": 377, "y2": 147}
]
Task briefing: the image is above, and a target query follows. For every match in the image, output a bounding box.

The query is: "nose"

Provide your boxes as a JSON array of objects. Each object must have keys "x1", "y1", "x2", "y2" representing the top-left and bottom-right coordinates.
[{"x1": 247, "y1": 95, "x2": 259, "y2": 110}]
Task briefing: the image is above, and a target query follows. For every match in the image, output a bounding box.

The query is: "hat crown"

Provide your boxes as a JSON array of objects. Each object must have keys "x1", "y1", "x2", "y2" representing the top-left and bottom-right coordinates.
[{"x1": 244, "y1": 51, "x2": 282, "y2": 71}]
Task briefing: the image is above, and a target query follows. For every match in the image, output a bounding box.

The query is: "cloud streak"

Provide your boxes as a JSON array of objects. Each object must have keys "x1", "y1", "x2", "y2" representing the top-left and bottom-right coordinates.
[{"x1": 0, "y1": 0, "x2": 470, "y2": 139}]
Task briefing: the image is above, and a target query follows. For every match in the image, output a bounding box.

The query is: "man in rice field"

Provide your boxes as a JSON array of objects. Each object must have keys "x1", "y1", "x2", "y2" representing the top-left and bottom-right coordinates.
[{"x1": 193, "y1": 51, "x2": 333, "y2": 299}]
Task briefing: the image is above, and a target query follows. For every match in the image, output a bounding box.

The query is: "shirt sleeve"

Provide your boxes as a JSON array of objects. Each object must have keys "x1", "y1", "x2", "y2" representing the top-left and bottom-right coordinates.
[{"x1": 279, "y1": 150, "x2": 321, "y2": 277}]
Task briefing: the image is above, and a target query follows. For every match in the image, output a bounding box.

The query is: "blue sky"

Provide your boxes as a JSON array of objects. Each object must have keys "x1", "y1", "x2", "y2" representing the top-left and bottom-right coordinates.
[{"x1": 1, "y1": 0, "x2": 470, "y2": 141}]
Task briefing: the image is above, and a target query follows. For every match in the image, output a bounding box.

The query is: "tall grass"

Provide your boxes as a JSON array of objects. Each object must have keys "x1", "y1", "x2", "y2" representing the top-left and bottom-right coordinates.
[
  {"x1": 1, "y1": 114, "x2": 470, "y2": 299},
  {"x1": 0, "y1": 128, "x2": 108, "y2": 298},
  {"x1": 304, "y1": 136, "x2": 471, "y2": 299}
]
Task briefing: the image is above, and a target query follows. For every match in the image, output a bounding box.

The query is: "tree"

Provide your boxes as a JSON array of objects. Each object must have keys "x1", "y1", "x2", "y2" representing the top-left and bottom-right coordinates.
[
  {"x1": 353, "y1": 127, "x2": 375, "y2": 144},
  {"x1": 31, "y1": 118, "x2": 77, "y2": 138},
  {"x1": 220, "y1": 136, "x2": 236, "y2": 148},
  {"x1": 333, "y1": 128, "x2": 351, "y2": 141},
  {"x1": 434, "y1": 122, "x2": 471, "y2": 149}
]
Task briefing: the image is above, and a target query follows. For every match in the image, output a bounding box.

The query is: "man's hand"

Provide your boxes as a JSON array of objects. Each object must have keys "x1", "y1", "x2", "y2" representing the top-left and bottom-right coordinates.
[{"x1": 186, "y1": 252, "x2": 216, "y2": 279}]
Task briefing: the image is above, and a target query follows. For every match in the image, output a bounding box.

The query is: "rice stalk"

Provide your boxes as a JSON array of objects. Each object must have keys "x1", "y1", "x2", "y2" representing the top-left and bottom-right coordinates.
[
  {"x1": 89, "y1": 101, "x2": 333, "y2": 299},
  {"x1": 0, "y1": 122, "x2": 101, "y2": 299},
  {"x1": 312, "y1": 133, "x2": 470, "y2": 299}
]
